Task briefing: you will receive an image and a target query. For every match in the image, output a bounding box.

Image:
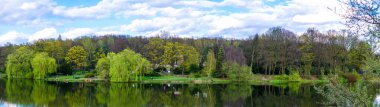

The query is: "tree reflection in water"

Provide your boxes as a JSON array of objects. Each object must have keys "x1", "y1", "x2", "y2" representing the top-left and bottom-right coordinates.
[{"x1": 0, "y1": 79, "x2": 327, "y2": 107}]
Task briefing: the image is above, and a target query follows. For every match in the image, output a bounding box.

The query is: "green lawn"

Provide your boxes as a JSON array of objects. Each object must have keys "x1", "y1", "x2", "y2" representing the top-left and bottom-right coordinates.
[
  {"x1": 142, "y1": 76, "x2": 230, "y2": 84},
  {"x1": 43, "y1": 74, "x2": 327, "y2": 84}
]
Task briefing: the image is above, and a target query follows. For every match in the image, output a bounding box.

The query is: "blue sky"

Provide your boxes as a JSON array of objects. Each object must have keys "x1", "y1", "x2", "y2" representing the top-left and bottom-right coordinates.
[{"x1": 0, "y1": 0, "x2": 344, "y2": 45}]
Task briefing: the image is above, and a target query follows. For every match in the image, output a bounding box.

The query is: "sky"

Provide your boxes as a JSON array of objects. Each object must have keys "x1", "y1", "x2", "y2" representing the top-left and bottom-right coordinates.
[{"x1": 0, "y1": 0, "x2": 345, "y2": 45}]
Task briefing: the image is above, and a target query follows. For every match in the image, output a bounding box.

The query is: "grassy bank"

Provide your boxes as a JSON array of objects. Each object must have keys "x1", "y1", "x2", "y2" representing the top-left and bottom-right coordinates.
[{"x1": 43, "y1": 74, "x2": 328, "y2": 84}]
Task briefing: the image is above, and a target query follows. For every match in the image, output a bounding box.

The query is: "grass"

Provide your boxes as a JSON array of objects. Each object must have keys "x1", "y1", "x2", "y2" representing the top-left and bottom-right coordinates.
[
  {"x1": 142, "y1": 76, "x2": 230, "y2": 84},
  {"x1": 34, "y1": 73, "x2": 329, "y2": 84}
]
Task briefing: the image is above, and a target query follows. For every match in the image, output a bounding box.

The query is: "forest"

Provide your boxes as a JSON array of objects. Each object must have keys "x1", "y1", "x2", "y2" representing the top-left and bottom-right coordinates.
[{"x1": 0, "y1": 27, "x2": 377, "y2": 82}]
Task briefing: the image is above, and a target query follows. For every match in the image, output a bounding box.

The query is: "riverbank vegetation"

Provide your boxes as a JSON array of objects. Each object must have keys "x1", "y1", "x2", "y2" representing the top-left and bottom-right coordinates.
[{"x1": 0, "y1": 27, "x2": 379, "y2": 83}]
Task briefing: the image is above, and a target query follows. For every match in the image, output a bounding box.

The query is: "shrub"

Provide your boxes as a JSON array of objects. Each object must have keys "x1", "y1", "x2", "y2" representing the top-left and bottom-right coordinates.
[
  {"x1": 274, "y1": 75, "x2": 289, "y2": 80},
  {"x1": 84, "y1": 72, "x2": 95, "y2": 78},
  {"x1": 289, "y1": 72, "x2": 302, "y2": 81},
  {"x1": 223, "y1": 61, "x2": 252, "y2": 81},
  {"x1": 189, "y1": 73, "x2": 201, "y2": 78},
  {"x1": 342, "y1": 73, "x2": 360, "y2": 83}
]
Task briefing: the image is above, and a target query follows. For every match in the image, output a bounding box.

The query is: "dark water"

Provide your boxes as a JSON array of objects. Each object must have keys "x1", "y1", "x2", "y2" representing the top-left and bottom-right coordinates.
[{"x1": 0, "y1": 79, "x2": 327, "y2": 107}]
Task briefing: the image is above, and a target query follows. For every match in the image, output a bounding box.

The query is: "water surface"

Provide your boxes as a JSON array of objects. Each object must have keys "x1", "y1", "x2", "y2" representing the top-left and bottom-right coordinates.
[{"x1": 0, "y1": 79, "x2": 327, "y2": 107}]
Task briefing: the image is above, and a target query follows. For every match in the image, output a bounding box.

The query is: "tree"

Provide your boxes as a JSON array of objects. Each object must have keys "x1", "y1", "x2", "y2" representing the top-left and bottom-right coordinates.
[
  {"x1": 31, "y1": 52, "x2": 57, "y2": 79},
  {"x1": 347, "y1": 41, "x2": 372, "y2": 71},
  {"x1": 300, "y1": 35, "x2": 314, "y2": 76},
  {"x1": 109, "y1": 49, "x2": 151, "y2": 82},
  {"x1": 222, "y1": 61, "x2": 252, "y2": 81},
  {"x1": 214, "y1": 47, "x2": 225, "y2": 77},
  {"x1": 144, "y1": 38, "x2": 165, "y2": 68},
  {"x1": 224, "y1": 45, "x2": 246, "y2": 65},
  {"x1": 0, "y1": 43, "x2": 15, "y2": 72},
  {"x1": 65, "y1": 46, "x2": 88, "y2": 71},
  {"x1": 161, "y1": 42, "x2": 199, "y2": 73},
  {"x1": 81, "y1": 37, "x2": 96, "y2": 68},
  {"x1": 6, "y1": 46, "x2": 35, "y2": 78},
  {"x1": 202, "y1": 50, "x2": 216, "y2": 77},
  {"x1": 96, "y1": 53, "x2": 114, "y2": 79},
  {"x1": 338, "y1": 0, "x2": 380, "y2": 39}
]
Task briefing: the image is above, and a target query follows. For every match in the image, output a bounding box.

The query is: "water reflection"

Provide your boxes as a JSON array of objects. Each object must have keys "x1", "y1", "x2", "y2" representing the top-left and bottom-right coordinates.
[{"x1": 0, "y1": 79, "x2": 325, "y2": 107}]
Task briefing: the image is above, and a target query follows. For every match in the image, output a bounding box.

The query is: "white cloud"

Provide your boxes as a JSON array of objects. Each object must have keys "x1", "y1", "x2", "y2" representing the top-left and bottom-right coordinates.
[
  {"x1": 0, "y1": 31, "x2": 28, "y2": 45},
  {"x1": 28, "y1": 28, "x2": 58, "y2": 42},
  {"x1": 62, "y1": 28, "x2": 95, "y2": 39},
  {"x1": 0, "y1": 0, "x2": 54, "y2": 25},
  {"x1": 0, "y1": 0, "x2": 348, "y2": 44}
]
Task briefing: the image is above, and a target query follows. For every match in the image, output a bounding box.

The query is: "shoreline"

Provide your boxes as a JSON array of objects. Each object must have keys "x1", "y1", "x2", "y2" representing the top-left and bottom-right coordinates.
[
  {"x1": 43, "y1": 75, "x2": 328, "y2": 84},
  {"x1": 0, "y1": 73, "x2": 329, "y2": 84}
]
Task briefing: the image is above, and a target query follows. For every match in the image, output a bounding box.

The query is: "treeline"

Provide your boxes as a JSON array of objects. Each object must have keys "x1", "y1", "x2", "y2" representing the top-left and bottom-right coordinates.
[{"x1": 0, "y1": 27, "x2": 377, "y2": 80}]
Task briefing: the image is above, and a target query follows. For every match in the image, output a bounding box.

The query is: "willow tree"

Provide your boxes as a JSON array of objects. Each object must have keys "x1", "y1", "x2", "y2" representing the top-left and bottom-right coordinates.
[
  {"x1": 6, "y1": 46, "x2": 35, "y2": 78},
  {"x1": 109, "y1": 49, "x2": 151, "y2": 82},
  {"x1": 96, "y1": 53, "x2": 115, "y2": 79},
  {"x1": 31, "y1": 52, "x2": 57, "y2": 79},
  {"x1": 202, "y1": 50, "x2": 216, "y2": 77}
]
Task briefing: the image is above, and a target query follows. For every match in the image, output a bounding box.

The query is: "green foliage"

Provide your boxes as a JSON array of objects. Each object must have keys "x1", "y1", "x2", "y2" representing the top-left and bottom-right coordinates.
[
  {"x1": 144, "y1": 38, "x2": 165, "y2": 67},
  {"x1": 202, "y1": 50, "x2": 216, "y2": 77},
  {"x1": 274, "y1": 75, "x2": 289, "y2": 80},
  {"x1": 6, "y1": 46, "x2": 35, "y2": 78},
  {"x1": 221, "y1": 84, "x2": 252, "y2": 102},
  {"x1": 222, "y1": 61, "x2": 252, "y2": 81},
  {"x1": 31, "y1": 52, "x2": 57, "y2": 79},
  {"x1": 214, "y1": 47, "x2": 225, "y2": 77},
  {"x1": 273, "y1": 72, "x2": 301, "y2": 82},
  {"x1": 95, "y1": 53, "x2": 114, "y2": 79},
  {"x1": 315, "y1": 80, "x2": 373, "y2": 107},
  {"x1": 84, "y1": 72, "x2": 95, "y2": 78},
  {"x1": 109, "y1": 49, "x2": 151, "y2": 82},
  {"x1": 300, "y1": 35, "x2": 314, "y2": 76},
  {"x1": 161, "y1": 42, "x2": 200, "y2": 72},
  {"x1": 347, "y1": 42, "x2": 372, "y2": 71},
  {"x1": 31, "y1": 81, "x2": 57, "y2": 105},
  {"x1": 189, "y1": 73, "x2": 202, "y2": 78},
  {"x1": 341, "y1": 72, "x2": 360, "y2": 83},
  {"x1": 65, "y1": 46, "x2": 88, "y2": 70},
  {"x1": 81, "y1": 37, "x2": 97, "y2": 68}
]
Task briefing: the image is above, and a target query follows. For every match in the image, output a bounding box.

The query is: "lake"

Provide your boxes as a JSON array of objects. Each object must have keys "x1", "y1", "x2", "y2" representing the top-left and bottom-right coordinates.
[{"x1": 0, "y1": 79, "x2": 370, "y2": 107}]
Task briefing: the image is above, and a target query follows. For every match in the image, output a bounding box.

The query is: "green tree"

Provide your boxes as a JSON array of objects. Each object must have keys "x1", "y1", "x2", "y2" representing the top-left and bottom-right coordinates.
[
  {"x1": 348, "y1": 42, "x2": 372, "y2": 71},
  {"x1": 222, "y1": 61, "x2": 252, "y2": 81},
  {"x1": 214, "y1": 47, "x2": 225, "y2": 77},
  {"x1": 109, "y1": 49, "x2": 151, "y2": 82},
  {"x1": 31, "y1": 52, "x2": 57, "y2": 79},
  {"x1": 161, "y1": 42, "x2": 199, "y2": 74},
  {"x1": 65, "y1": 46, "x2": 88, "y2": 71},
  {"x1": 96, "y1": 53, "x2": 115, "y2": 79},
  {"x1": 6, "y1": 46, "x2": 35, "y2": 78},
  {"x1": 203, "y1": 49, "x2": 216, "y2": 77},
  {"x1": 144, "y1": 38, "x2": 165, "y2": 68},
  {"x1": 81, "y1": 37, "x2": 96, "y2": 68},
  {"x1": 300, "y1": 35, "x2": 314, "y2": 76}
]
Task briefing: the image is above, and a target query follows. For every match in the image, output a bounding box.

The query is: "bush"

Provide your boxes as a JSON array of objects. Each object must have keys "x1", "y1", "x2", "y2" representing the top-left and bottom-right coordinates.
[
  {"x1": 274, "y1": 75, "x2": 289, "y2": 80},
  {"x1": 84, "y1": 72, "x2": 95, "y2": 78},
  {"x1": 342, "y1": 73, "x2": 360, "y2": 83},
  {"x1": 189, "y1": 73, "x2": 201, "y2": 78},
  {"x1": 289, "y1": 72, "x2": 302, "y2": 81},
  {"x1": 223, "y1": 61, "x2": 252, "y2": 81}
]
